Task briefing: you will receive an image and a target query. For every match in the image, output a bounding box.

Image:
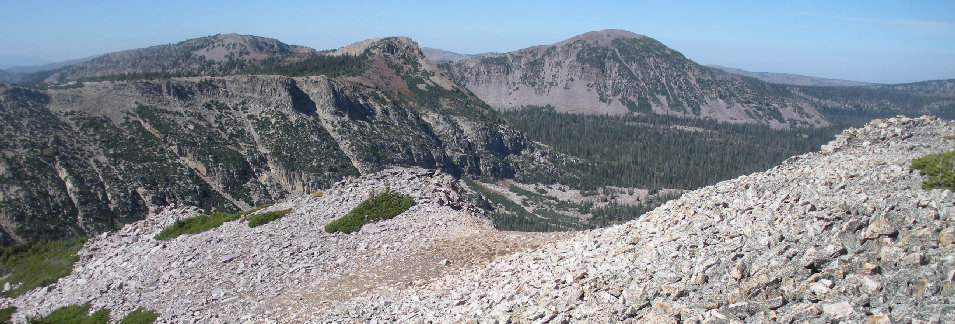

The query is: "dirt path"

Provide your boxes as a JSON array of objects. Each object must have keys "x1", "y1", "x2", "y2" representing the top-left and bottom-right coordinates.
[{"x1": 265, "y1": 229, "x2": 572, "y2": 316}]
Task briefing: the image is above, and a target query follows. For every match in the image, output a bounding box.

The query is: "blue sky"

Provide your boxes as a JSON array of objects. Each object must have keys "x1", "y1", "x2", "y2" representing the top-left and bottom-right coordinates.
[{"x1": 1, "y1": 0, "x2": 953, "y2": 83}]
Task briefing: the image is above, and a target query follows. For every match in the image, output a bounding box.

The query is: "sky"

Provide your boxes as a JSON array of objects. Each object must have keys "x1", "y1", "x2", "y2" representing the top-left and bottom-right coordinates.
[{"x1": 1, "y1": 0, "x2": 953, "y2": 84}]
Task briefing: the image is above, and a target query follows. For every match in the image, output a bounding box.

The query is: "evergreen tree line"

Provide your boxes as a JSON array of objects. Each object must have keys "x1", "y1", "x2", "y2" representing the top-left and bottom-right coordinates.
[
  {"x1": 17, "y1": 53, "x2": 373, "y2": 87},
  {"x1": 249, "y1": 53, "x2": 371, "y2": 78},
  {"x1": 504, "y1": 106, "x2": 845, "y2": 190}
]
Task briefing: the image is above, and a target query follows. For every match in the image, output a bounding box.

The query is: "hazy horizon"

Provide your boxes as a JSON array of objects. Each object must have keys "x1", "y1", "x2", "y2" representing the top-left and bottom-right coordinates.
[{"x1": 1, "y1": 0, "x2": 953, "y2": 84}]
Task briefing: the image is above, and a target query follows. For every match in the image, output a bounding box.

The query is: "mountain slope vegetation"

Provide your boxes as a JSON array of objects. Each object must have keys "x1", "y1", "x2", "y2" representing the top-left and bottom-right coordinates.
[
  {"x1": 3, "y1": 30, "x2": 952, "y2": 246},
  {"x1": 502, "y1": 106, "x2": 843, "y2": 190},
  {"x1": 21, "y1": 34, "x2": 316, "y2": 84},
  {"x1": 0, "y1": 36, "x2": 575, "y2": 245}
]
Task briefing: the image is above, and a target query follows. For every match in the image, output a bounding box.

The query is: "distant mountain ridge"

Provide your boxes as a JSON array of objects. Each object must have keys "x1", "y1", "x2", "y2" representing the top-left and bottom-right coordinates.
[
  {"x1": 442, "y1": 29, "x2": 830, "y2": 129},
  {"x1": 707, "y1": 65, "x2": 874, "y2": 87},
  {"x1": 705, "y1": 66, "x2": 955, "y2": 119},
  {"x1": 22, "y1": 34, "x2": 319, "y2": 84},
  {"x1": 421, "y1": 47, "x2": 479, "y2": 62},
  {"x1": 4, "y1": 56, "x2": 95, "y2": 74},
  {"x1": 0, "y1": 57, "x2": 95, "y2": 83},
  {"x1": 0, "y1": 70, "x2": 18, "y2": 83},
  {"x1": 0, "y1": 54, "x2": 51, "y2": 69},
  {"x1": 0, "y1": 35, "x2": 574, "y2": 245},
  {"x1": 876, "y1": 79, "x2": 955, "y2": 97}
]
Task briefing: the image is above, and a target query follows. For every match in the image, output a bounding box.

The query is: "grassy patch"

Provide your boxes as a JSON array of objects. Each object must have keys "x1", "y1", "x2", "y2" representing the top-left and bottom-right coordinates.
[
  {"x1": 247, "y1": 209, "x2": 292, "y2": 228},
  {"x1": 0, "y1": 237, "x2": 86, "y2": 297},
  {"x1": 118, "y1": 308, "x2": 159, "y2": 324},
  {"x1": 310, "y1": 190, "x2": 324, "y2": 198},
  {"x1": 154, "y1": 212, "x2": 241, "y2": 240},
  {"x1": 28, "y1": 303, "x2": 109, "y2": 324},
  {"x1": 25, "y1": 305, "x2": 158, "y2": 324},
  {"x1": 911, "y1": 150, "x2": 955, "y2": 191},
  {"x1": 0, "y1": 306, "x2": 15, "y2": 323},
  {"x1": 325, "y1": 190, "x2": 414, "y2": 234},
  {"x1": 155, "y1": 205, "x2": 271, "y2": 240}
]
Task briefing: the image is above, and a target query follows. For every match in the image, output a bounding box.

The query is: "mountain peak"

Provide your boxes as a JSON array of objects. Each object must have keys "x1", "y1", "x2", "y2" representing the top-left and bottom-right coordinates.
[
  {"x1": 28, "y1": 33, "x2": 318, "y2": 83},
  {"x1": 216, "y1": 32, "x2": 243, "y2": 39},
  {"x1": 443, "y1": 29, "x2": 830, "y2": 128},
  {"x1": 185, "y1": 33, "x2": 312, "y2": 62},
  {"x1": 560, "y1": 29, "x2": 646, "y2": 46},
  {"x1": 331, "y1": 36, "x2": 464, "y2": 93},
  {"x1": 332, "y1": 36, "x2": 422, "y2": 58}
]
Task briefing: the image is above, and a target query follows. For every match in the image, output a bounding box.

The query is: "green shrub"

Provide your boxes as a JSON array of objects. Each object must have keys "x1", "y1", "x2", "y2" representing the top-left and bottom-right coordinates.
[
  {"x1": 325, "y1": 190, "x2": 414, "y2": 234},
  {"x1": 28, "y1": 303, "x2": 109, "y2": 324},
  {"x1": 118, "y1": 308, "x2": 159, "y2": 324},
  {"x1": 154, "y1": 212, "x2": 241, "y2": 240},
  {"x1": 0, "y1": 306, "x2": 15, "y2": 323},
  {"x1": 0, "y1": 237, "x2": 86, "y2": 297},
  {"x1": 25, "y1": 305, "x2": 158, "y2": 324},
  {"x1": 247, "y1": 209, "x2": 292, "y2": 228},
  {"x1": 911, "y1": 150, "x2": 955, "y2": 191},
  {"x1": 155, "y1": 204, "x2": 272, "y2": 240}
]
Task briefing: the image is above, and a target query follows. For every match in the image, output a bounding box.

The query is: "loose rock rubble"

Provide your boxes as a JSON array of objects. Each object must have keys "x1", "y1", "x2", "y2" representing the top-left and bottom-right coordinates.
[
  {"x1": 290, "y1": 116, "x2": 953, "y2": 323},
  {"x1": 4, "y1": 116, "x2": 954, "y2": 323},
  {"x1": 1, "y1": 168, "x2": 564, "y2": 323}
]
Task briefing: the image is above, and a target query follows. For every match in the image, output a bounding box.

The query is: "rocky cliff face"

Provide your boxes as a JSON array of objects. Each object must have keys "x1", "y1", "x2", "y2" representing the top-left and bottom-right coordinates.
[
  {"x1": 0, "y1": 36, "x2": 572, "y2": 245},
  {"x1": 443, "y1": 30, "x2": 829, "y2": 129},
  {"x1": 3, "y1": 116, "x2": 951, "y2": 322}
]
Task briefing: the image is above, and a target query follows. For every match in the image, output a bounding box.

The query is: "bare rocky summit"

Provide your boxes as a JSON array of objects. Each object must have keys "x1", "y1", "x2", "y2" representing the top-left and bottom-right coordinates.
[{"x1": 2, "y1": 116, "x2": 951, "y2": 323}]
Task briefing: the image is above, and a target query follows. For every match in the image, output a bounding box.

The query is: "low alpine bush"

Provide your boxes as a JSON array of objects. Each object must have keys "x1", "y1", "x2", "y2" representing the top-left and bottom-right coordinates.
[
  {"x1": 247, "y1": 209, "x2": 292, "y2": 228},
  {"x1": 325, "y1": 189, "x2": 414, "y2": 234},
  {"x1": 911, "y1": 150, "x2": 955, "y2": 191}
]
